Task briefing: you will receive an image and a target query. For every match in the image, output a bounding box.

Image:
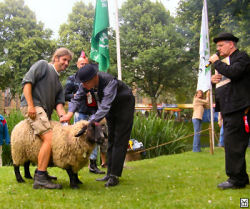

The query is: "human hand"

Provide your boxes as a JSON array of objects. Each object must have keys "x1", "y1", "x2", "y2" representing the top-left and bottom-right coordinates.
[
  {"x1": 27, "y1": 105, "x2": 36, "y2": 120},
  {"x1": 209, "y1": 53, "x2": 219, "y2": 64},
  {"x1": 211, "y1": 74, "x2": 222, "y2": 84},
  {"x1": 60, "y1": 112, "x2": 73, "y2": 123},
  {"x1": 218, "y1": 120, "x2": 222, "y2": 128}
]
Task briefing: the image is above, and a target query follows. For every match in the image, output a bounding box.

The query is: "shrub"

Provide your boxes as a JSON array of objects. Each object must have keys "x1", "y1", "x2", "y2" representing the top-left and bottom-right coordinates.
[
  {"x1": 131, "y1": 113, "x2": 189, "y2": 159},
  {"x1": 3, "y1": 110, "x2": 24, "y2": 165}
]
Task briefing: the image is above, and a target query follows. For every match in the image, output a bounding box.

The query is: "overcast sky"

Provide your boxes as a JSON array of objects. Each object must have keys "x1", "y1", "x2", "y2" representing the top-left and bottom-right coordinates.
[{"x1": 5, "y1": 0, "x2": 180, "y2": 38}]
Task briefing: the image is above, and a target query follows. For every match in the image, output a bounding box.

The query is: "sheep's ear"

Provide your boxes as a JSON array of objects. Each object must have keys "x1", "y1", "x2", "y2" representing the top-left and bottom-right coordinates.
[{"x1": 75, "y1": 125, "x2": 87, "y2": 137}]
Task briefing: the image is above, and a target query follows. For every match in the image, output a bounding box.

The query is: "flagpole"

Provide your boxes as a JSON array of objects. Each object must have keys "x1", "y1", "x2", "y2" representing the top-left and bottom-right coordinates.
[
  {"x1": 204, "y1": 0, "x2": 215, "y2": 153},
  {"x1": 114, "y1": 0, "x2": 122, "y2": 80}
]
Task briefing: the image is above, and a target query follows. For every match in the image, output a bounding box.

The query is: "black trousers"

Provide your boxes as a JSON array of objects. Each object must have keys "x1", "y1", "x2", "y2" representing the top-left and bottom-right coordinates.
[
  {"x1": 222, "y1": 109, "x2": 249, "y2": 186},
  {"x1": 106, "y1": 95, "x2": 135, "y2": 177}
]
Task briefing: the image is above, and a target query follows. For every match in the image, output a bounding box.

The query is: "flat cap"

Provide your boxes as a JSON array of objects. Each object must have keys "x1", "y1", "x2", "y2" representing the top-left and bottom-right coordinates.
[
  {"x1": 213, "y1": 32, "x2": 239, "y2": 43},
  {"x1": 77, "y1": 64, "x2": 98, "y2": 83}
]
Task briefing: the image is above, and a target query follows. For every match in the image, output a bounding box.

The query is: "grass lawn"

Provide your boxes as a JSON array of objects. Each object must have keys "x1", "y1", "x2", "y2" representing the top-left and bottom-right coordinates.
[{"x1": 0, "y1": 148, "x2": 249, "y2": 209}]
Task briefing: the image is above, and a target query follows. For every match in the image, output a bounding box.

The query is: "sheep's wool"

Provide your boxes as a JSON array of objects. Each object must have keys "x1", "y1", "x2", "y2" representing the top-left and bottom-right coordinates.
[{"x1": 11, "y1": 120, "x2": 95, "y2": 173}]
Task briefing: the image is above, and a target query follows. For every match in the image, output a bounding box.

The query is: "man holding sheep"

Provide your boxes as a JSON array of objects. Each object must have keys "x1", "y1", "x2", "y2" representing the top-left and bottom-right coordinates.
[
  {"x1": 20, "y1": 47, "x2": 73, "y2": 189},
  {"x1": 61, "y1": 64, "x2": 135, "y2": 187}
]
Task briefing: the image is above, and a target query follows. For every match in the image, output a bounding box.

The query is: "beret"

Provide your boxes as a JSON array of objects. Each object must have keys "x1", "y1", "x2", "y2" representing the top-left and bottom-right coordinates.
[
  {"x1": 77, "y1": 64, "x2": 98, "y2": 82},
  {"x1": 213, "y1": 32, "x2": 239, "y2": 43}
]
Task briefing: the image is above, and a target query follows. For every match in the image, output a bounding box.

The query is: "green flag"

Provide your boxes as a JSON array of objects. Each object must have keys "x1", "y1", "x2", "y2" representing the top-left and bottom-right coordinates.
[{"x1": 90, "y1": 0, "x2": 110, "y2": 72}]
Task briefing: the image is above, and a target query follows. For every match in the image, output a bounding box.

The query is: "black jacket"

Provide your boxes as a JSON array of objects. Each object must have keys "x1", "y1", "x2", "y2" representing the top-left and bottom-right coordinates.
[
  {"x1": 214, "y1": 49, "x2": 250, "y2": 114},
  {"x1": 64, "y1": 73, "x2": 97, "y2": 115}
]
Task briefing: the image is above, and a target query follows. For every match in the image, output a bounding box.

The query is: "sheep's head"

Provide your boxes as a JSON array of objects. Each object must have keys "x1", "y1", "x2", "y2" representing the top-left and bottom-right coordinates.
[{"x1": 75, "y1": 121, "x2": 104, "y2": 145}]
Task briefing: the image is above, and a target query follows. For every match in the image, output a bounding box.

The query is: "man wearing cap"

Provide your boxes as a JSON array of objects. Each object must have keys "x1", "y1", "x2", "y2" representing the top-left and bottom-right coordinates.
[
  {"x1": 64, "y1": 55, "x2": 105, "y2": 175},
  {"x1": 209, "y1": 32, "x2": 250, "y2": 189},
  {"x1": 61, "y1": 64, "x2": 135, "y2": 187}
]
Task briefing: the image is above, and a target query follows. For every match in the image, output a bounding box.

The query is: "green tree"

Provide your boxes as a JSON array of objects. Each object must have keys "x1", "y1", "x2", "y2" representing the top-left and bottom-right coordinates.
[
  {"x1": 176, "y1": 0, "x2": 250, "y2": 69},
  {"x1": 57, "y1": 1, "x2": 94, "y2": 79},
  {"x1": 0, "y1": 0, "x2": 56, "y2": 95},
  {"x1": 119, "y1": 0, "x2": 190, "y2": 111},
  {"x1": 175, "y1": 0, "x2": 250, "y2": 102},
  {"x1": 58, "y1": 1, "x2": 117, "y2": 82}
]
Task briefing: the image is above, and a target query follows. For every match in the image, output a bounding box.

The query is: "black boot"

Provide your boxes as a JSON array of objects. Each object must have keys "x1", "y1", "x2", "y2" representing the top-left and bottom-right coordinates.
[
  {"x1": 89, "y1": 160, "x2": 105, "y2": 174},
  {"x1": 96, "y1": 175, "x2": 110, "y2": 181},
  {"x1": 33, "y1": 172, "x2": 62, "y2": 189},
  {"x1": 105, "y1": 175, "x2": 119, "y2": 187},
  {"x1": 35, "y1": 169, "x2": 57, "y2": 181}
]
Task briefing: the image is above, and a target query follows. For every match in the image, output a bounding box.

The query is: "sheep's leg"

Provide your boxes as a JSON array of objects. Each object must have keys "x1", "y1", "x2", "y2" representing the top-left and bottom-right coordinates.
[
  {"x1": 24, "y1": 161, "x2": 32, "y2": 179},
  {"x1": 74, "y1": 172, "x2": 83, "y2": 184},
  {"x1": 66, "y1": 168, "x2": 79, "y2": 189},
  {"x1": 14, "y1": 165, "x2": 25, "y2": 183}
]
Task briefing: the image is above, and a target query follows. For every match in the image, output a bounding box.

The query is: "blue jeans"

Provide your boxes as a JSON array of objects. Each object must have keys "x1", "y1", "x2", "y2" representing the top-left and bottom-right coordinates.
[
  {"x1": 74, "y1": 112, "x2": 98, "y2": 160},
  {"x1": 192, "y1": 118, "x2": 202, "y2": 152},
  {"x1": 219, "y1": 125, "x2": 224, "y2": 146}
]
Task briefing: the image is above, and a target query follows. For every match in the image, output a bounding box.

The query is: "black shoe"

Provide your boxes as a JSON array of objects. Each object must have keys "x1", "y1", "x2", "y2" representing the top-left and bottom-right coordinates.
[
  {"x1": 35, "y1": 169, "x2": 57, "y2": 181},
  {"x1": 33, "y1": 173, "x2": 62, "y2": 189},
  {"x1": 105, "y1": 175, "x2": 119, "y2": 187},
  {"x1": 96, "y1": 175, "x2": 110, "y2": 181},
  {"x1": 217, "y1": 181, "x2": 245, "y2": 190},
  {"x1": 89, "y1": 160, "x2": 105, "y2": 174},
  {"x1": 46, "y1": 172, "x2": 57, "y2": 181}
]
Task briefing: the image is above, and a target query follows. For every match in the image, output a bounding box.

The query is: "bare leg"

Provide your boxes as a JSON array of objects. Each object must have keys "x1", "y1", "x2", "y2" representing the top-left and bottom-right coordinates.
[
  {"x1": 38, "y1": 130, "x2": 52, "y2": 171},
  {"x1": 101, "y1": 152, "x2": 107, "y2": 166}
]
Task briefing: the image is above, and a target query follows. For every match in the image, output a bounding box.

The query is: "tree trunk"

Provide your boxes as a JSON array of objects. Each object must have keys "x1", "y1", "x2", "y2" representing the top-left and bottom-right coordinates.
[{"x1": 151, "y1": 97, "x2": 158, "y2": 113}]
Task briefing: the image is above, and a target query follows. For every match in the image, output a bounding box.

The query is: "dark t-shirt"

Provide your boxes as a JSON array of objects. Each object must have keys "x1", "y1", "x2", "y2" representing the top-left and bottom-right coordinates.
[{"x1": 20, "y1": 60, "x2": 65, "y2": 119}]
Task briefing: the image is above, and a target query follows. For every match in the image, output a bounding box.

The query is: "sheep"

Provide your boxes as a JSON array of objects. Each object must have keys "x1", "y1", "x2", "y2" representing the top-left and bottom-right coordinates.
[{"x1": 11, "y1": 119, "x2": 104, "y2": 188}]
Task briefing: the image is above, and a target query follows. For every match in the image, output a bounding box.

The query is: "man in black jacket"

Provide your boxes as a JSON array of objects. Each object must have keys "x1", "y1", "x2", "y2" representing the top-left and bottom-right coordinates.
[
  {"x1": 210, "y1": 32, "x2": 250, "y2": 189},
  {"x1": 61, "y1": 64, "x2": 135, "y2": 187},
  {"x1": 64, "y1": 56, "x2": 104, "y2": 175}
]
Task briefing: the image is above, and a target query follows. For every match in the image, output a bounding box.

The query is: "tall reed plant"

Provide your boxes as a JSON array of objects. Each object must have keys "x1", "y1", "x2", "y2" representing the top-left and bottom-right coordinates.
[{"x1": 131, "y1": 113, "x2": 189, "y2": 158}]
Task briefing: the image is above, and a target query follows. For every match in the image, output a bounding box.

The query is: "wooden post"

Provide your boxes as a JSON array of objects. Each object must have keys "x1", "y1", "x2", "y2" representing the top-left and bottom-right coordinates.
[{"x1": 209, "y1": 124, "x2": 214, "y2": 154}]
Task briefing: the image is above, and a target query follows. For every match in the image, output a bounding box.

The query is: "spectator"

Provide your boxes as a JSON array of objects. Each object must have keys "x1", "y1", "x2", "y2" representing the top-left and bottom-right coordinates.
[
  {"x1": 218, "y1": 112, "x2": 224, "y2": 147},
  {"x1": 192, "y1": 90, "x2": 209, "y2": 152},
  {"x1": 0, "y1": 114, "x2": 10, "y2": 167}
]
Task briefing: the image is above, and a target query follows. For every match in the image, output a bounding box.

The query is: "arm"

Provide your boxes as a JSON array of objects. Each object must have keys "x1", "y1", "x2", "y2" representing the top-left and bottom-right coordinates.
[
  {"x1": 56, "y1": 104, "x2": 66, "y2": 118},
  {"x1": 211, "y1": 74, "x2": 222, "y2": 84},
  {"x1": 218, "y1": 112, "x2": 223, "y2": 127},
  {"x1": 213, "y1": 53, "x2": 250, "y2": 80},
  {"x1": 60, "y1": 84, "x2": 86, "y2": 123},
  {"x1": 3, "y1": 121, "x2": 10, "y2": 145},
  {"x1": 23, "y1": 83, "x2": 36, "y2": 119},
  {"x1": 89, "y1": 79, "x2": 118, "y2": 122},
  {"x1": 64, "y1": 76, "x2": 77, "y2": 101}
]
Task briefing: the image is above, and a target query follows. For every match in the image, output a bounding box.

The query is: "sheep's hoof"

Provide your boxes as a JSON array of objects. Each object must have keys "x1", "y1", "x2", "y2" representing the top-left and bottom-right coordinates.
[
  {"x1": 17, "y1": 178, "x2": 25, "y2": 183},
  {"x1": 25, "y1": 175, "x2": 33, "y2": 179},
  {"x1": 70, "y1": 184, "x2": 79, "y2": 189}
]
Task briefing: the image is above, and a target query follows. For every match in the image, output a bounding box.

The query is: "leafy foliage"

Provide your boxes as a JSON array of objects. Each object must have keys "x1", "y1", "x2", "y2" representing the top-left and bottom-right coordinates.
[
  {"x1": 119, "y1": 0, "x2": 193, "y2": 110},
  {"x1": 131, "y1": 113, "x2": 188, "y2": 158},
  {"x1": 0, "y1": 0, "x2": 56, "y2": 95},
  {"x1": 57, "y1": 1, "x2": 95, "y2": 80},
  {"x1": 176, "y1": 0, "x2": 250, "y2": 69}
]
